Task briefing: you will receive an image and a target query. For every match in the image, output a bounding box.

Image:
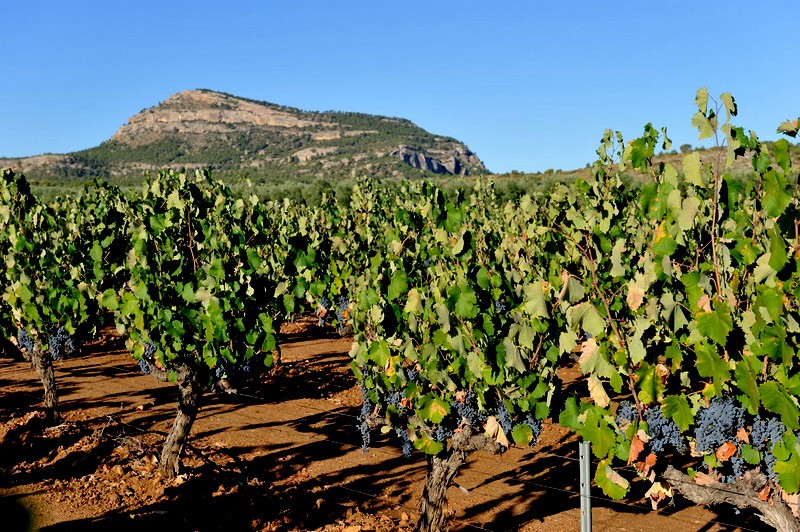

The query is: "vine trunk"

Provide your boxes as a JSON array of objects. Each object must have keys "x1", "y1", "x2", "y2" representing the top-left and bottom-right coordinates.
[{"x1": 159, "y1": 369, "x2": 203, "y2": 479}]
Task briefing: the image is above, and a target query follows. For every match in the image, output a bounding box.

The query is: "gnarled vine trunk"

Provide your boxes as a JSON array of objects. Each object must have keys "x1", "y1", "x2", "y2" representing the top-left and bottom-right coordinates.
[
  {"x1": 159, "y1": 367, "x2": 204, "y2": 479},
  {"x1": 24, "y1": 343, "x2": 59, "y2": 421},
  {"x1": 663, "y1": 465, "x2": 800, "y2": 532},
  {"x1": 416, "y1": 426, "x2": 501, "y2": 532}
]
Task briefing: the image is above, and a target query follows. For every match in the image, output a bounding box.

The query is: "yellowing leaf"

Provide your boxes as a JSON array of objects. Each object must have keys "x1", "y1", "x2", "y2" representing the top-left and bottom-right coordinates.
[
  {"x1": 484, "y1": 416, "x2": 510, "y2": 448},
  {"x1": 644, "y1": 481, "x2": 674, "y2": 510},
  {"x1": 716, "y1": 442, "x2": 737, "y2": 462},
  {"x1": 404, "y1": 288, "x2": 422, "y2": 314},
  {"x1": 626, "y1": 282, "x2": 645, "y2": 311},
  {"x1": 587, "y1": 375, "x2": 610, "y2": 408}
]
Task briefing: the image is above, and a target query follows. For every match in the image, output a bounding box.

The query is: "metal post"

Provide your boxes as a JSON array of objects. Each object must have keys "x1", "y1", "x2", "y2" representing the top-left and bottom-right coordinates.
[{"x1": 579, "y1": 440, "x2": 592, "y2": 532}]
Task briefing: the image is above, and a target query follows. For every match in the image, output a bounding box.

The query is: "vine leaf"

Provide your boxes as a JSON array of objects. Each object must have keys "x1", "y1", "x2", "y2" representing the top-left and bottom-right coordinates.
[
  {"x1": 644, "y1": 481, "x2": 673, "y2": 510},
  {"x1": 777, "y1": 117, "x2": 800, "y2": 138},
  {"x1": 695, "y1": 344, "x2": 730, "y2": 395},
  {"x1": 596, "y1": 459, "x2": 629, "y2": 499},
  {"x1": 661, "y1": 394, "x2": 693, "y2": 431},
  {"x1": 484, "y1": 416, "x2": 510, "y2": 448},
  {"x1": 691, "y1": 112, "x2": 715, "y2": 140},
  {"x1": 760, "y1": 381, "x2": 800, "y2": 430},
  {"x1": 683, "y1": 152, "x2": 704, "y2": 187},
  {"x1": 696, "y1": 304, "x2": 732, "y2": 345},
  {"x1": 763, "y1": 170, "x2": 792, "y2": 218},
  {"x1": 420, "y1": 396, "x2": 450, "y2": 424},
  {"x1": 628, "y1": 434, "x2": 646, "y2": 464},
  {"x1": 512, "y1": 423, "x2": 534, "y2": 446},
  {"x1": 775, "y1": 452, "x2": 800, "y2": 494},
  {"x1": 626, "y1": 282, "x2": 645, "y2": 311},
  {"x1": 587, "y1": 375, "x2": 610, "y2": 408},
  {"x1": 720, "y1": 93, "x2": 737, "y2": 121},
  {"x1": 387, "y1": 270, "x2": 408, "y2": 302},
  {"x1": 413, "y1": 434, "x2": 444, "y2": 456},
  {"x1": 569, "y1": 302, "x2": 605, "y2": 337}
]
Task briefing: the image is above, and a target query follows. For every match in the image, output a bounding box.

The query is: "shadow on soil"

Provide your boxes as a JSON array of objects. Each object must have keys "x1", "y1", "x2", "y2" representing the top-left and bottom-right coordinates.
[{"x1": 0, "y1": 326, "x2": 778, "y2": 532}]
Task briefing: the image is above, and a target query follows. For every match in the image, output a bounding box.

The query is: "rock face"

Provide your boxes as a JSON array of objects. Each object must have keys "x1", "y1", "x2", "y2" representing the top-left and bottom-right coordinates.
[
  {"x1": 1, "y1": 89, "x2": 489, "y2": 182},
  {"x1": 110, "y1": 90, "x2": 328, "y2": 146},
  {"x1": 391, "y1": 146, "x2": 450, "y2": 174}
]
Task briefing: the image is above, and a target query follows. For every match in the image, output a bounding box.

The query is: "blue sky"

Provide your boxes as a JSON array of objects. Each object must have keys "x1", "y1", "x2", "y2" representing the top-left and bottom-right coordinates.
[{"x1": 3, "y1": 1, "x2": 799, "y2": 173}]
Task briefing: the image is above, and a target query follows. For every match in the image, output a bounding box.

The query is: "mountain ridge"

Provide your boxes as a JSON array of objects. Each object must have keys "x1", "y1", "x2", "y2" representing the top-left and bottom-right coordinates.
[{"x1": 0, "y1": 89, "x2": 488, "y2": 185}]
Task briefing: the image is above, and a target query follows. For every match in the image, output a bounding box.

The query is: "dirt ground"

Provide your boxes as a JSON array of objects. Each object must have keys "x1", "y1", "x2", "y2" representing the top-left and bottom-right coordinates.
[{"x1": 0, "y1": 318, "x2": 773, "y2": 531}]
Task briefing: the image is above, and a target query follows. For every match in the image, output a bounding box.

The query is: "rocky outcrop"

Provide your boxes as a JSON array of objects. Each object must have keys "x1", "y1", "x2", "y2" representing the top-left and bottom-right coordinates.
[
  {"x1": 390, "y1": 145, "x2": 482, "y2": 176},
  {"x1": 111, "y1": 90, "x2": 333, "y2": 146},
  {"x1": 4, "y1": 89, "x2": 489, "y2": 181}
]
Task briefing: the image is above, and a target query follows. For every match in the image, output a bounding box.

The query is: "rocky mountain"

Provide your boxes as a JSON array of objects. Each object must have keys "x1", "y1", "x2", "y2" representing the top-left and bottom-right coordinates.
[{"x1": 1, "y1": 90, "x2": 487, "y2": 184}]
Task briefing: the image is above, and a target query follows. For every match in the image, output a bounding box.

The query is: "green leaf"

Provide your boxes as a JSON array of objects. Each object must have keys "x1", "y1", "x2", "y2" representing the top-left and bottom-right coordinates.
[
  {"x1": 720, "y1": 93, "x2": 737, "y2": 121},
  {"x1": 774, "y1": 138, "x2": 792, "y2": 172},
  {"x1": 503, "y1": 336, "x2": 527, "y2": 373},
  {"x1": 570, "y1": 302, "x2": 605, "y2": 337},
  {"x1": 695, "y1": 344, "x2": 730, "y2": 395},
  {"x1": 661, "y1": 394, "x2": 693, "y2": 431},
  {"x1": 413, "y1": 433, "x2": 444, "y2": 455},
  {"x1": 559, "y1": 397, "x2": 581, "y2": 430},
  {"x1": 512, "y1": 423, "x2": 535, "y2": 446},
  {"x1": 635, "y1": 363, "x2": 663, "y2": 405},
  {"x1": 768, "y1": 229, "x2": 788, "y2": 272},
  {"x1": 420, "y1": 396, "x2": 450, "y2": 424},
  {"x1": 595, "y1": 458, "x2": 630, "y2": 500},
  {"x1": 581, "y1": 409, "x2": 616, "y2": 459},
  {"x1": 734, "y1": 355, "x2": 762, "y2": 414},
  {"x1": 368, "y1": 340, "x2": 391, "y2": 368},
  {"x1": 99, "y1": 289, "x2": 118, "y2": 311},
  {"x1": 691, "y1": 111, "x2": 715, "y2": 140},
  {"x1": 695, "y1": 88, "x2": 709, "y2": 114},
  {"x1": 760, "y1": 381, "x2": 800, "y2": 430},
  {"x1": 451, "y1": 285, "x2": 478, "y2": 319},
  {"x1": 696, "y1": 303, "x2": 732, "y2": 345},
  {"x1": 763, "y1": 170, "x2": 791, "y2": 218},
  {"x1": 775, "y1": 452, "x2": 800, "y2": 494},
  {"x1": 741, "y1": 444, "x2": 761, "y2": 466},
  {"x1": 387, "y1": 270, "x2": 408, "y2": 302},
  {"x1": 682, "y1": 152, "x2": 704, "y2": 187}
]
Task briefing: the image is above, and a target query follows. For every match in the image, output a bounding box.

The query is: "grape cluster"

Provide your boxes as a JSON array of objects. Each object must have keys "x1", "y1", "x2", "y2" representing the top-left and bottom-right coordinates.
[
  {"x1": 694, "y1": 397, "x2": 745, "y2": 453},
  {"x1": 136, "y1": 340, "x2": 158, "y2": 375},
  {"x1": 358, "y1": 385, "x2": 372, "y2": 453},
  {"x1": 395, "y1": 427, "x2": 414, "y2": 458},
  {"x1": 317, "y1": 297, "x2": 332, "y2": 326},
  {"x1": 523, "y1": 414, "x2": 543, "y2": 446},
  {"x1": 751, "y1": 416, "x2": 786, "y2": 451},
  {"x1": 751, "y1": 415, "x2": 787, "y2": 480},
  {"x1": 644, "y1": 405, "x2": 685, "y2": 453},
  {"x1": 495, "y1": 400, "x2": 513, "y2": 436},
  {"x1": 335, "y1": 295, "x2": 350, "y2": 335},
  {"x1": 45, "y1": 325, "x2": 75, "y2": 361},
  {"x1": 494, "y1": 299, "x2": 508, "y2": 314},
  {"x1": 615, "y1": 400, "x2": 638, "y2": 428},
  {"x1": 451, "y1": 391, "x2": 487, "y2": 426},
  {"x1": 433, "y1": 424, "x2": 453, "y2": 443},
  {"x1": 17, "y1": 329, "x2": 34, "y2": 353},
  {"x1": 385, "y1": 390, "x2": 407, "y2": 415},
  {"x1": 723, "y1": 455, "x2": 746, "y2": 484},
  {"x1": 405, "y1": 367, "x2": 419, "y2": 382}
]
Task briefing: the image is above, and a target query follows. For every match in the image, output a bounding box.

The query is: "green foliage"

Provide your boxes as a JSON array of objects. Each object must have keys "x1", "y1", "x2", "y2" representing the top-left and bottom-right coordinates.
[{"x1": 103, "y1": 169, "x2": 294, "y2": 385}]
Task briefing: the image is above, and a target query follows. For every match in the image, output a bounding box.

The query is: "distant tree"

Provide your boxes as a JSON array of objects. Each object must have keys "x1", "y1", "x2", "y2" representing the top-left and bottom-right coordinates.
[{"x1": 680, "y1": 143, "x2": 693, "y2": 153}]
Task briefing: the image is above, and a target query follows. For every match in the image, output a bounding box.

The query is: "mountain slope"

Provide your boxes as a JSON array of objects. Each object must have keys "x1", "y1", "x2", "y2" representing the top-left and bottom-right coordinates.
[{"x1": 1, "y1": 90, "x2": 487, "y2": 184}]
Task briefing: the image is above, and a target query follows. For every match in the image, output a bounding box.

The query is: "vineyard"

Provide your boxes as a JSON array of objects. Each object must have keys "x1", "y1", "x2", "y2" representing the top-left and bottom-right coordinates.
[{"x1": 2, "y1": 90, "x2": 800, "y2": 531}]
